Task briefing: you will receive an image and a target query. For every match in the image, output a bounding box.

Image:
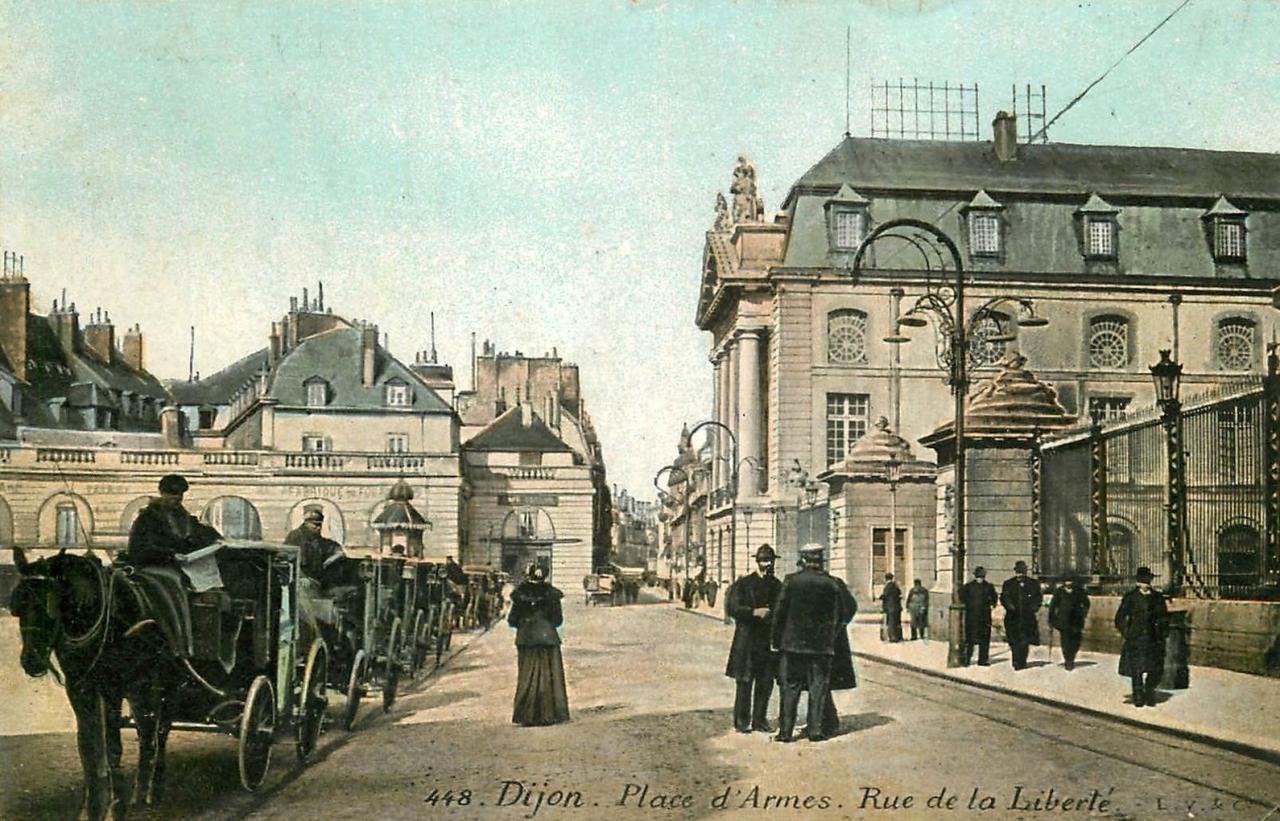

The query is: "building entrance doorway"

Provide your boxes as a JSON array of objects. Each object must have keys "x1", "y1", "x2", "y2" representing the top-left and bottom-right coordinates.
[{"x1": 498, "y1": 506, "x2": 557, "y2": 582}]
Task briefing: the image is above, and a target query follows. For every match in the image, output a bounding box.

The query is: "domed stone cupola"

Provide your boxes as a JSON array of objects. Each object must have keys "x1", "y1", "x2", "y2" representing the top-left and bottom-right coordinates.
[
  {"x1": 920, "y1": 353, "x2": 1076, "y2": 465},
  {"x1": 372, "y1": 478, "x2": 432, "y2": 557},
  {"x1": 818, "y1": 416, "x2": 935, "y2": 492}
]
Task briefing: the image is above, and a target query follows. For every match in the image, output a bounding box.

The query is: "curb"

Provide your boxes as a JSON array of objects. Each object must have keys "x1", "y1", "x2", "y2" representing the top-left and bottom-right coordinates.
[
  {"x1": 853, "y1": 650, "x2": 1280, "y2": 768},
  {"x1": 677, "y1": 605, "x2": 728, "y2": 623}
]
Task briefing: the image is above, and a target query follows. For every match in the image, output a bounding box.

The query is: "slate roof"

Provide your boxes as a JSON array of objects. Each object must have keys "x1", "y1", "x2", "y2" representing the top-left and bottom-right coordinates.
[
  {"x1": 23, "y1": 317, "x2": 169, "y2": 407},
  {"x1": 463, "y1": 406, "x2": 572, "y2": 453},
  {"x1": 785, "y1": 137, "x2": 1280, "y2": 206},
  {"x1": 167, "y1": 348, "x2": 269, "y2": 406},
  {"x1": 268, "y1": 327, "x2": 451, "y2": 413}
]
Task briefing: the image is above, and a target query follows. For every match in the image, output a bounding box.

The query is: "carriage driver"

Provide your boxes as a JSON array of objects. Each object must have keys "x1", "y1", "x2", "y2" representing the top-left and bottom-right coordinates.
[
  {"x1": 285, "y1": 505, "x2": 348, "y2": 588},
  {"x1": 123, "y1": 474, "x2": 223, "y2": 570}
]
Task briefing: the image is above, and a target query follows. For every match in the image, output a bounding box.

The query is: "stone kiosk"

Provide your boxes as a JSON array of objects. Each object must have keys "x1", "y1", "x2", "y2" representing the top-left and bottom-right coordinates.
[
  {"x1": 818, "y1": 417, "x2": 937, "y2": 606},
  {"x1": 919, "y1": 355, "x2": 1076, "y2": 640}
]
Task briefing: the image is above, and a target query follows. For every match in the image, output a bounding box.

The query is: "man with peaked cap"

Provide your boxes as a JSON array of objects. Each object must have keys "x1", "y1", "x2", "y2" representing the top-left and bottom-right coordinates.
[
  {"x1": 1115, "y1": 567, "x2": 1168, "y2": 707},
  {"x1": 724, "y1": 544, "x2": 783, "y2": 733},
  {"x1": 286, "y1": 505, "x2": 346, "y2": 587},
  {"x1": 1048, "y1": 576, "x2": 1091, "y2": 670},
  {"x1": 124, "y1": 474, "x2": 222, "y2": 570},
  {"x1": 879, "y1": 573, "x2": 903, "y2": 642},
  {"x1": 1001, "y1": 560, "x2": 1044, "y2": 671},
  {"x1": 960, "y1": 566, "x2": 998, "y2": 665},
  {"x1": 770, "y1": 543, "x2": 856, "y2": 743}
]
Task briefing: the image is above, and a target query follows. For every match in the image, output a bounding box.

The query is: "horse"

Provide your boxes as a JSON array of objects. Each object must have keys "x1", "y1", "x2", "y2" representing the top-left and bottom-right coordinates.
[{"x1": 8, "y1": 548, "x2": 178, "y2": 820}]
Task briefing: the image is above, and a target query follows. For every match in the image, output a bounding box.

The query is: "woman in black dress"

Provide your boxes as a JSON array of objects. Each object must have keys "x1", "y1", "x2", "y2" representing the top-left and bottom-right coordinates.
[{"x1": 509, "y1": 564, "x2": 570, "y2": 726}]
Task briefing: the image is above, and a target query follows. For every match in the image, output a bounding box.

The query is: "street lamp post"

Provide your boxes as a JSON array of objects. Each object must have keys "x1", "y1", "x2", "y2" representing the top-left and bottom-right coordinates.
[
  {"x1": 887, "y1": 452, "x2": 901, "y2": 585},
  {"x1": 852, "y1": 218, "x2": 1049, "y2": 668},
  {"x1": 1150, "y1": 349, "x2": 1186, "y2": 594}
]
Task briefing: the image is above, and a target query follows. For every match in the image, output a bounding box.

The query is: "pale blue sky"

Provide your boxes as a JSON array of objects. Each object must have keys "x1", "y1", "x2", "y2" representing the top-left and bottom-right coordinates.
[{"x1": 1, "y1": 0, "x2": 1277, "y2": 498}]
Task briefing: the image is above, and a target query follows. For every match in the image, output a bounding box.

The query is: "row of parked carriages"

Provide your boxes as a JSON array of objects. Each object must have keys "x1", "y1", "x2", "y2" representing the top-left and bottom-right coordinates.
[{"x1": 152, "y1": 542, "x2": 506, "y2": 791}]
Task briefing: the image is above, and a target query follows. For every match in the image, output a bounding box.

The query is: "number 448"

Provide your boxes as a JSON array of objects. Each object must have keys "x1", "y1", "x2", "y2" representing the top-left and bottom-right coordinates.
[{"x1": 425, "y1": 789, "x2": 473, "y2": 806}]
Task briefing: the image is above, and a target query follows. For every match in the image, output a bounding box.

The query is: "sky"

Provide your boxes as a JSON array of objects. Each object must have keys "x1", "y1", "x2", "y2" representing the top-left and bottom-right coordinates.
[{"x1": 1, "y1": 0, "x2": 1277, "y2": 500}]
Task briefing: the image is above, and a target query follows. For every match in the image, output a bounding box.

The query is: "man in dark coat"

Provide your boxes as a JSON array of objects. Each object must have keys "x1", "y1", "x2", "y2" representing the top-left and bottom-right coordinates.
[
  {"x1": 285, "y1": 506, "x2": 347, "y2": 588},
  {"x1": 123, "y1": 474, "x2": 222, "y2": 570},
  {"x1": 1115, "y1": 566, "x2": 1168, "y2": 707},
  {"x1": 724, "y1": 545, "x2": 783, "y2": 734},
  {"x1": 879, "y1": 573, "x2": 903, "y2": 642},
  {"x1": 1048, "y1": 577, "x2": 1091, "y2": 670},
  {"x1": 906, "y1": 579, "x2": 930, "y2": 641},
  {"x1": 960, "y1": 566, "x2": 998, "y2": 665},
  {"x1": 770, "y1": 544, "x2": 857, "y2": 743},
  {"x1": 1000, "y1": 560, "x2": 1043, "y2": 670}
]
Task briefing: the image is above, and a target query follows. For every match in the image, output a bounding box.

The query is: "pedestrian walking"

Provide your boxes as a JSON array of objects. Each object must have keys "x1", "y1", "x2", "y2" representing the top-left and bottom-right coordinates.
[
  {"x1": 724, "y1": 545, "x2": 783, "y2": 734},
  {"x1": 1115, "y1": 567, "x2": 1169, "y2": 708},
  {"x1": 508, "y1": 564, "x2": 570, "y2": 726},
  {"x1": 1048, "y1": 577, "x2": 1090, "y2": 670},
  {"x1": 705, "y1": 577, "x2": 719, "y2": 609},
  {"x1": 879, "y1": 574, "x2": 903, "y2": 642},
  {"x1": 960, "y1": 566, "x2": 998, "y2": 665},
  {"x1": 770, "y1": 544, "x2": 857, "y2": 743},
  {"x1": 1000, "y1": 560, "x2": 1043, "y2": 670},
  {"x1": 906, "y1": 579, "x2": 930, "y2": 641}
]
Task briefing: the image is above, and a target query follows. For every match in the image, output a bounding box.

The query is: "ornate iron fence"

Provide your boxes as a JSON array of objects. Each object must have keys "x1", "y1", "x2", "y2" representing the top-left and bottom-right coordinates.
[{"x1": 1040, "y1": 378, "x2": 1278, "y2": 600}]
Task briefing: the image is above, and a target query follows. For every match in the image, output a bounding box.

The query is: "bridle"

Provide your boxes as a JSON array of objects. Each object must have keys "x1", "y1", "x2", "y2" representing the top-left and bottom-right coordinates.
[{"x1": 14, "y1": 558, "x2": 114, "y2": 685}]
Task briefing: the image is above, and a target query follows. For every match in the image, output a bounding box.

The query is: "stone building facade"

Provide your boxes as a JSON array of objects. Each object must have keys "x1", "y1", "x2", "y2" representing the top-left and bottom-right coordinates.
[{"x1": 696, "y1": 117, "x2": 1280, "y2": 596}]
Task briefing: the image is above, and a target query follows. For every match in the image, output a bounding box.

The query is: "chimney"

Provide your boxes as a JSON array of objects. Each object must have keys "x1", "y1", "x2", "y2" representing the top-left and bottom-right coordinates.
[
  {"x1": 520, "y1": 398, "x2": 533, "y2": 428},
  {"x1": 992, "y1": 111, "x2": 1018, "y2": 162},
  {"x1": 0, "y1": 252, "x2": 30, "y2": 381},
  {"x1": 160, "y1": 405, "x2": 185, "y2": 447},
  {"x1": 51, "y1": 300, "x2": 80, "y2": 353},
  {"x1": 269, "y1": 321, "x2": 282, "y2": 366},
  {"x1": 122, "y1": 324, "x2": 144, "y2": 371},
  {"x1": 361, "y1": 322, "x2": 378, "y2": 387},
  {"x1": 82, "y1": 309, "x2": 116, "y2": 365}
]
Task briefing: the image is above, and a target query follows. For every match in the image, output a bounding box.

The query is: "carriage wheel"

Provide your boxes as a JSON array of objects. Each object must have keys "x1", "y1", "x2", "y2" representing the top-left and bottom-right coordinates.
[
  {"x1": 238, "y1": 676, "x2": 276, "y2": 792},
  {"x1": 296, "y1": 640, "x2": 329, "y2": 763},
  {"x1": 407, "y1": 610, "x2": 425, "y2": 678},
  {"x1": 436, "y1": 606, "x2": 451, "y2": 662},
  {"x1": 410, "y1": 611, "x2": 429, "y2": 676},
  {"x1": 343, "y1": 649, "x2": 367, "y2": 731},
  {"x1": 382, "y1": 617, "x2": 402, "y2": 713}
]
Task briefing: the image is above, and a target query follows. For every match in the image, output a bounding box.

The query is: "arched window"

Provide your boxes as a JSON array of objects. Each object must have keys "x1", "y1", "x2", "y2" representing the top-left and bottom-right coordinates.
[
  {"x1": 970, "y1": 312, "x2": 1010, "y2": 369},
  {"x1": 1216, "y1": 317, "x2": 1257, "y2": 372},
  {"x1": 827, "y1": 310, "x2": 869, "y2": 365},
  {"x1": 1089, "y1": 315, "x2": 1129, "y2": 369},
  {"x1": 201, "y1": 496, "x2": 262, "y2": 540}
]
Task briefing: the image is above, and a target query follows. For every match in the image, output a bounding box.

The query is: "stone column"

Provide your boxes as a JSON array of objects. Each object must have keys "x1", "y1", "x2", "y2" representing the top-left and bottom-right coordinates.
[
  {"x1": 710, "y1": 352, "x2": 722, "y2": 492},
  {"x1": 726, "y1": 338, "x2": 739, "y2": 486},
  {"x1": 717, "y1": 350, "x2": 731, "y2": 491},
  {"x1": 737, "y1": 329, "x2": 763, "y2": 496}
]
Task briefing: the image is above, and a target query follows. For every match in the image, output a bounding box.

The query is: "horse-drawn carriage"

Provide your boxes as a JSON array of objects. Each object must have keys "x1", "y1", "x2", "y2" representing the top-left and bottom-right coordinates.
[
  {"x1": 395, "y1": 557, "x2": 456, "y2": 676},
  {"x1": 308, "y1": 547, "x2": 408, "y2": 731},
  {"x1": 582, "y1": 572, "x2": 616, "y2": 606}
]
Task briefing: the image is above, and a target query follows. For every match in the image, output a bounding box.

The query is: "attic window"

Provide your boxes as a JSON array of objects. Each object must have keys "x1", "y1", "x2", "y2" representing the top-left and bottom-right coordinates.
[
  {"x1": 1203, "y1": 197, "x2": 1248, "y2": 263},
  {"x1": 1077, "y1": 194, "x2": 1119, "y2": 261},
  {"x1": 385, "y1": 381, "x2": 411, "y2": 408},
  {"x1": 305, "y1": 379, "x2": 329, "y2": 408},
  {"x1": 963, "y1": 190, "x2": 1004, "y2": 258},
  {"x1": 824, "y1": 184, "x2": 871, "y2": 253}
]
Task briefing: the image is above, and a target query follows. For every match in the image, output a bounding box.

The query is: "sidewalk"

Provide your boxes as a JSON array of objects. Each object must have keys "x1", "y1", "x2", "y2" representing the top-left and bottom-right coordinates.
[{"x1": 847, "y1": 618, "x2": 1280, "y2": 764}]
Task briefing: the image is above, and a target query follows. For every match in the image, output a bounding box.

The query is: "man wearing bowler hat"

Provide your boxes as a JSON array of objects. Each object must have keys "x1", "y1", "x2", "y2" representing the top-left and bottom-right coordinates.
[
  {"x1": 124, "y1": 474, "x2": 222, "y2": 570},
  {"x1": 960, "y1": 566, "x2": 998, "y2": 665},
  {"x1": 724, "y1": 544, "x2": 783, "y2": 733},
  {"x1": 1115, "y1": 567, "x2": 1169, "y2": 707},
  {"x1": 771, "y1": 543, "x2": 857, "y2": 743},
  {"x1": 1001, "y1": 560, "x2": 1043, "y2": 671}
]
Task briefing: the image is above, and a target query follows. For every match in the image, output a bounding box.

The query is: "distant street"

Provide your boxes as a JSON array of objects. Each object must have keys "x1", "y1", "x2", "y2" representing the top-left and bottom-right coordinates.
[{"x1": 3, "y1": 595, "x2": 1279, "y2": 820}]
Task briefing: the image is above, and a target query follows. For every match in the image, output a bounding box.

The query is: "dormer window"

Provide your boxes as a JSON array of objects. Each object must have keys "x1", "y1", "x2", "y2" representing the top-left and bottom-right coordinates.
[
  {"x1": 824, "y1": 184, "x2": 871, "y2": 253},
  {"x1": 385, "y1": 380, "x2": 411, "y2": 408},
  {"x1": 963, "y1": 190, "x2": 1004, "y2": 258},
  {"x1": 1077, "y1": 194, "x2": 1119, "y2": 261},
  {"x1": 1204, "y1": 196, "x2": 1247, "y2": 263},
  {"x1": 304, "y1": 377, "x2": 329, "y2": 408}
]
